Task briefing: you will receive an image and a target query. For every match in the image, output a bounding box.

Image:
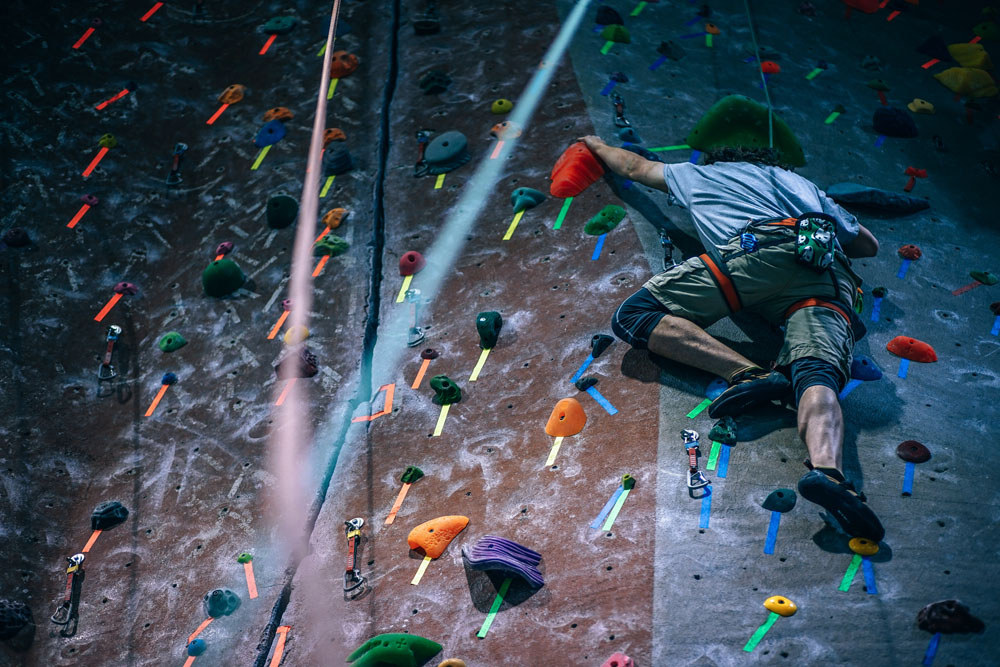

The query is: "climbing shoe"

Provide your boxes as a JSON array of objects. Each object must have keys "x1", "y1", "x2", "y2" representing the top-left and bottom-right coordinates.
[
  {"x1": 707, "y1": 369, "x2": 791, "y2": 418},
  {"x1": 798, "y1": 469, "x2": 885, "y2": 542}
]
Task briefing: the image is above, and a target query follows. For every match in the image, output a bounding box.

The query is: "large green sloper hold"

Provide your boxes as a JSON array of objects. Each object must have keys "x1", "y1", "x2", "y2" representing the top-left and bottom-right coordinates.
[
  {"x1": 314, "y1": 235, "x2": 350, "y2": 257},
  {"x1": 202, "y1": 259, "x2": 246, "y2": 297},
  {"x1": 158, "y1": 332, "x2": 187, "y2": 352},
  {"x1": 347, "y1": 633, "x2": 442, "y2": 667},
  {"x1": 429, "y1": 375, "x2": 461, "y2": 405},
  {"x1": 584, "y1": 205, "x2": 626, "y2": 235},
  {"x1": 686, "y1": 95, "x2": 806, "y2": 167}
]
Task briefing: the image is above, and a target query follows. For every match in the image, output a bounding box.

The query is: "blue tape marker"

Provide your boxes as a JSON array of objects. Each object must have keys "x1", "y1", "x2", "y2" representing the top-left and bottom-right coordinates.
[
  {"x1": 684, "y1": 15, "x2": 701, "y2": 26},
  {"x1": 756, "y1": 73, "x2": 771, "y2": 89},
  {"x1": 592, "y1": 25, "x2": 603, "y2": 33},
  {"x1": 874, "y1": 135, "x2": 886, "y2": 147},
  {"x1": 689, "y1": 150, "x2": 701, "y2": 164},
  {"x1": 699, "y1": 486, "x2": 712, "y2": 529},
  {"x1": 591, "y1": 485, "x2": 624, "y2": 529},
  {"x1": 871, "y1": 297, "x2": 882, "y2": 322},
  {"x1": 763, "y1": 511, "x2": 781, "y2": 555},
  {"x1": 586, "y1": 386, "x2": 619, "y2": 415},
  {"x1": 591, "y1": 234, "x2": 607, "y2": 260},
  {"x1": 902, "y1": 461, "x2": 915, "y2": 496},
  {"x1": 838, "y1": 378, "x2": 863, "y2": 400},
  {"x1": 922, "y1": 633, "x2": 941, "y2": 666},
  {"x1": 898, "y1": 358, "x2": 910, "y2": 379},
  {"x1": 570, "y1": 354, "x2": 594, "y2": 383},
  {"x1": 649, "y1": 55, "x2": 667, "y2": 71},
  {"x1": 897, "y1": 259, "x2": 911, "y2": 279},
  {"x1": 679, "y1": 31, "x2": 707, "y2": 39},
  {"x1": 742, "y1": 55, "x2": 758, "y2": 63},
  {"x1": 717, "y1": 445, "x2": 730, "y2": 479},
  {"x1": 599, "y1": 80, "x2": 616, "y2": 96},
  {"x1": 861, "y1": 557, "x2": 878, "y2": 595},
  {"x1": 991, "y1": 315, "x2": 1000, "y2": 336}
]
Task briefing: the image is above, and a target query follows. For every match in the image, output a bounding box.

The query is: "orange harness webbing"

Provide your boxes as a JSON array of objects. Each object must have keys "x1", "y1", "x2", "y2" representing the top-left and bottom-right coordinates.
[
  {"x1": 784, "y1": 298, "x2": 851, "y2": 326},
  {"x1": 698, "y1": 253, "x2": 742, "y2": 313}
]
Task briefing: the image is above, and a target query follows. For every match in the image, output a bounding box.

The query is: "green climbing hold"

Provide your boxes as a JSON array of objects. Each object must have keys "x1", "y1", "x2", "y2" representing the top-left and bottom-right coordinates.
[
  {"x1": 429, "y1": 375, "x2": 462, "y2": 405},
  {"x1": 510, "y1": 187, "x2": 546, "y2": 213},
  {"x1": 974, "y1": 21, "x2": 999, "y2": 41},
  {"x1": 476, "y1": 311, "x2": 503, "y2": 349},
  {"x1": 491, "y1": 98, "x2": 514, "y2": 114},
  {"x1": 314, "y1": 235, "x2": 350, "y2": 257},
  {"x1": 622, "y1": 474, "x2": 636, "y2": 490},
  {"x1": 708, "y1": 416, "x2": 737, "y2": 446},
  {"x1": 600, "y1": 24, "x2": 631, "y2": 44},
  {"x1": 762, "y1": 488, "x2": 797, "y2": 513},
  {"x1": 685, "y1": 95, "x2": 807, "y2": 167},
  {"x1": 401, "y1": 466, "x2": 424, "y2": 484},
  {"x1": 267, "y1": 193, "x2": 299, "y2": 229},
  {"x1": 158, "y1": 332, "x2": 187, "y2": 353},
  {"x1": 872, "y1": 286, "x2": 888, "y2": 298},
  {"x1": 346, "y1": 633, "x2": 443, "y2": 667},
  {"x1": 237, "y1": 552, "x2": 253, "y2": 563},
  {"x1": 263, "y1": 15, "x2": 297, "y2": 34},
  {"x1": 971, "y1": 270, "x2": 998, "y2": 285},
  {"x1": 584, "y1": 205, "x2": 626, "y2": 236},
  {"x1": 202, "y1": 259, "x2": 246, "y2": 298}
]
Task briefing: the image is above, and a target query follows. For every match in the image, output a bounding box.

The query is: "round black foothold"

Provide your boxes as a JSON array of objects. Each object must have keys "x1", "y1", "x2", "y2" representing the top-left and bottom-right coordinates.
[
  {"x1": 91, "y1": 501, "x2": 129, "y2": 530},
  {"x1": 574, "y1": 376, "x2": 598, "y2": 391}
]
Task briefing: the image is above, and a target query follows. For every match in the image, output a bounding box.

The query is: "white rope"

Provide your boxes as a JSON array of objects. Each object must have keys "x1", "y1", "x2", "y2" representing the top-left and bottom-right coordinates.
[{"x1": 743, "y1": 0, "x2": 774, "y2": 148}]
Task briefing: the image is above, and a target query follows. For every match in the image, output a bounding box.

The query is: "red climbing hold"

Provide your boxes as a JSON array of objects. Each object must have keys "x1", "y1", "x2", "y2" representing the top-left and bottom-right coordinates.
[
  {"x1": 399, "y1": 251, "x2": 426, "y2": 276},
  {"x1": 549, "y1": 142, "x2": 605, "y2": 198},
  {"x1": 760, "y1": 61, "x2": 781, "y2": 74},
  {"x1": 896, "y1": 440, "x2": 932, "y2": 463},
  {"x1": 887, "y1": 336, "x2": 938, "y2": 363},
  {"x1": 903, "y1": 167, "x2": 927, "y2": 192},
  {"x1": 843, "y1": 0, "x2": 879, "y2": 13},
  {"x1": 897, "y1": 244, "x2": 922, "y2": 260}
]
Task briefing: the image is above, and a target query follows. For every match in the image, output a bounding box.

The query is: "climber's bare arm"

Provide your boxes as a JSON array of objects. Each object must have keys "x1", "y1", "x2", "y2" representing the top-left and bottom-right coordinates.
[{"x1": 578, "y1": 135, "x2": 669, "y2": 193}]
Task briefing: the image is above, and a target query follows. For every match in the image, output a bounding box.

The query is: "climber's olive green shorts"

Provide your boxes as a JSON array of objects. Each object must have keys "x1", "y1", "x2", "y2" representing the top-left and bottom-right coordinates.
[{"x1": 643, "y1": 225, "x2": 863, "y2": 383}]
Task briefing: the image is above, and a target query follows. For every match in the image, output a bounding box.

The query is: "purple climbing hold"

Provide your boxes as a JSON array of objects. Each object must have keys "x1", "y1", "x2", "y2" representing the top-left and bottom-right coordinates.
[
  {"x1": 281, "y1": 298, "x2": 292, "y2": 311},
  {"x1": 420, "y1": 348, "x2": 439, "y2": 360},
  {"x1": 113, "y1": 282, "x2": 138, "y2": 295},
  {"x1": 215, "y1": 241, "x2": 234, "y2": 256},
  {"x1": 2, "y1": 228, "x2": 31, "y2": 248},
  {"x1": 463, "y1": 535, "x2": 544, "y2": 588},
  {"x1": 81, "y1": 193, "x2": 100, "y2": 206},
  {"x1": 917, "y1": 599, "x2": 985, "y2": 634}
]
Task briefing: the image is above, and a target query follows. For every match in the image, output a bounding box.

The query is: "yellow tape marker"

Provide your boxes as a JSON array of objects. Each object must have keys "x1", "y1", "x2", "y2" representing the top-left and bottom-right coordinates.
[
  {"x1": 411, "y1": 555, "x2": 432, "y2": 585},
  {"x1": 327, "y1": 78, "x2": 339, "y2": 99},
  {"x1": 319, "y1": 175, "x2": 335, "y2": 198},
  {"x1": 432, "y1": 403, "x2": 451, "y2": 436},
  {"x1": 545, "y1": 436, "x2": 564, "y2": 466},
  {"x1": 468, "y1": 348, "x2": 491, "y2": 381},
  {"x1": 250, "y1": 145, "x2": 272, "y2": 170},
  {"x1": 434, "y1": 173, "x2": 446, "y2": 189},
  {"x1": 395, "y1": 274, "x2": 413, "y2": 303},
  {"x1": 502, "y1": 210, "x2": 525, "y2": 241}
]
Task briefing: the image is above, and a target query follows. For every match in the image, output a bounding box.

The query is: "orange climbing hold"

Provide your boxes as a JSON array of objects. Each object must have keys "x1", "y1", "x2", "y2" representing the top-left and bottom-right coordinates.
[
  {"x1": 218, "y1": 84, "x2": 246, "y2": 104},
  {"x1": 887, "y1": 336, "x2": 938, "y2": 363},
  {"x1": 705, "y1": 23, "x2": 721, "y2": 35},
  {"x1": 262, "y1": 107, "x2": 294, "y2": 122},
  {"x1": 545, "y1": 398, "x2": 587, "y2": 437},
  {"x1": 330, "y1": 51, "x2": 360, "y2": 79},
  {"x1": 322, "y1": 208, "x2": 348, "y2": 229},
  {"x1": 549, "y1": 142, "x2": 605, "y2": 198},
  {"x1": 324, "y1": 128, "x2": 347, "y2": 146},
  {"x1": 407, "y1": 515, "x2": 469, "y2": 559}
]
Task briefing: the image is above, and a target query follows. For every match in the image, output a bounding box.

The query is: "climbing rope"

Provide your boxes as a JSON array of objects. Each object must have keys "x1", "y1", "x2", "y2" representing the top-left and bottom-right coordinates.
[{"x1": 742, "y1": 0, "x2": 774, "y2": 149}]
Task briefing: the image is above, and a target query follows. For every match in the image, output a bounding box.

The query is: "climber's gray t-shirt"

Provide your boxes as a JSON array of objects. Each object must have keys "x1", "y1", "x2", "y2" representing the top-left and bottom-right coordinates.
[{"x1": 662, "y1": 161, "x2": 860, "y2": 251}]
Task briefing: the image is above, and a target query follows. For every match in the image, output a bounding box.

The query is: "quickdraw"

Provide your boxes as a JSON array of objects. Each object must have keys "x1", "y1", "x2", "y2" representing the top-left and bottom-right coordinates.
[
  {"x1": 98, "y1": 325, "x2": 122, "y2": 381},
  {"x1": 166, "y1": 142, "x2": 187, "y2": 186},
  {"x1": 344, "y1": 518, "x2": 367, "y2": 596},
  {"x1": 683, "y1": 429, "x2": 710, "y2": 490},
  {"x1": 51, "y1": 553, "x2": 85, "y2": 636},
  {"x1": 413, "y1": 129, "x2": 434, "y2": 177},
  {"x1": 610, "y1": 92, "x2": 630, "y2": 128}
]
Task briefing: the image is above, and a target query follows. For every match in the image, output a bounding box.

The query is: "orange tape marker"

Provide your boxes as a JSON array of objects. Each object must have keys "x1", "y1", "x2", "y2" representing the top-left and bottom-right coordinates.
[
  {"x1": 183, "y1": 657, "x2": 196, "y2": 667},
  {"x1": 886, "y1": 10, "x2": 900, "y2": 20},
  {"x1": 267, "y1": 310, "x2": 290, "y2": 339},
  {"x1": 384, "y1": 483, "x2": 411, "y2": 525},
  {"x1": 140, "y1": 2, "x2": 164, "y2": 22},
  {"x1": 187, "y1": 617, "x2": 214, "y2": 644},
  {"x1": 244, "y1": 561, "x2": 258, "y2": 599},
  {"x1": 67, "y1": 203, "x2": 91, "y2": 228},
  {"x1": 313, "y1": 227, "x2": 330, "y2": 244},
  {"x1": 73, "y1": 27, "x2": 96, "y2": 50},
  {"x1": 206, "y1": 103, "x2": 229, "y2": 125},
  {"x1": 311, "y1": 255, "x2": 330, "y2": 277},
  {"x1": 490, "y1": 140, "x2": 505, "y2": 160},
  {"x1": 82, "y1": 146, "x2": 110, "y2": 178},
  {"x1": 269, "y1": 626, "x2": 291, "y2": 667},
  {"x1": 275, "y1": 378, "x2": 297, "y2": 406},
  {"x1": 144, "y1": 383, "x2": 170, "y2": 417},
  {"x1": 971, "y1": 35, "x2": 983, "y2": 44},
  {"x1": 94, "y1": 292, "x2": 122, "y2": 322},
  {"x1": 411, "y1": 358, "x2": 431, "y2": 389},
  {"x1": 259, "y1": 34, "x2": 277, "y2": 55},
  {"x1": 351, "y1": 383, "x2": 395, "y2": 422},
  {"x1": 214, "y1": 254, "x2": 226, "y2": 261},
  {"x1": 95, "y1": 88, "x2": 130, "y2": 110},
  {"x1": 82, "y1": 529, "x2": 102, "y2": 553}
]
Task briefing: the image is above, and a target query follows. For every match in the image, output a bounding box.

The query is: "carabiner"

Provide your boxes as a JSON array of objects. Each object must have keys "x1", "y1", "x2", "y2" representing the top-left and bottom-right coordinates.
[
  {"x1": 98, "y1": 325, "x2": 122, "y2": 381},
  {"x1": 344, "y1": 518, "x2": 367, "y2": 595}
]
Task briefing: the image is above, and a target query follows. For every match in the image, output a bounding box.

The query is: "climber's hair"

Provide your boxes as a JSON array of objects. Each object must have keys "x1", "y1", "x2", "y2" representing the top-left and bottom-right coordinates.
[{"x1": 702, "y1": 146, "x2": 789, "y2": 169}]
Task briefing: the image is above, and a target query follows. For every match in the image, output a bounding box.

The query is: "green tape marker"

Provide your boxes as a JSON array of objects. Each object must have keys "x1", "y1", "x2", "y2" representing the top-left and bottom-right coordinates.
[
  {"x1": 805, "y1": 68, "x2": 823, "y2": 80},
  {"x1": 250, "y1": 145, "x2": 271, "y2": 171},
  {"x1": 320, "y1": 175, "x2": 335, "y2": 198},
  {"x1": 317, "y1": 43, "x2": 327, "y2": 57},
  {"x1": 649, "y1": 144, "x2": 691, "y2": 152},
  {"x1": 686, "y1": 398, "x2": 711, "y2": 419},
  {"x1": 706, "y1": 33, "x2": 713, "y2": 48},
  {"x1": 600, "y1": 41, "x2": 614, "y2": 55},
  {"x1": 743, "y1": 612, "x2": 779, "y2": 652},
  {"x1": 630, "y1": 1, "x2": 647, "y2": 16},
  {"x1": 706, "y1": 440, "x2": 721, "y2": 470},
  {"x1": 839, "y1": 553, "x2": 862, "y2": 592},
  {"x1": 553, "y1": 197, "x2": 573, "y2": 230},
  {"x1": 601, "y1": 488, "x2": 632, "y2": 530},
  {"x1": 476, "y1": 577, "x2": 512, "y2": 638}
]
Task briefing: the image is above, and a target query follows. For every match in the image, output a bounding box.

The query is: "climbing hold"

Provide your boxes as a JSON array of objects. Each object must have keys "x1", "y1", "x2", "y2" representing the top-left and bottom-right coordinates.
[
  {"x1": 283, "y1": 325, "x2": 309, "y2": 345},
  {"x1": 917, "y1": 600, "x2": 985, "y2": 634},
  {"x1": 419, "y1": 70, "x2": 452, "y2": 95},
  {"x1": 438, "y1": 661, "x2": 466, "y2": 667},
  {"x1": 407, "y1": 516, "x2": 469, "y2": 559},
  {"x1": 323, "y1": 128, "x2": 346, "y2": 146},
  {"x1": 871, "y1": 287, "x2": 887, "y2": 298},
  {"x1": 215, "y1": 241, "x2": 234, "y2": 257},
  {"x1": 897, "y1": 244, "x2": 922, "y2": 260},
  {"x1": 476, "y1": 311, "x2": 503, "y2": 349},
  {"x1": 263, "y1": 15, "x2": 297, "y2": 34},
  {"x1": 347, "y1": 634, "x2": 443, "y2": 667},
  {"x1": 907, "y1": 98, "x2": 935, "y2": 114},
  {"x1": 218, "y1": 84, "x2": 246, "y2": 104},
  {"x1": 254, "y1": 119, "x2": 287, "y2": 147},
  {"x1": 491, "y1": 98, "x2": 513, "y2": 114},
  {"x1": 274, "y1": 346, "x2": 319, "y2": 379},
  {"x1": 705, "y1": 23, "x2": 721, "y2": 36},
  {"x1": 236, "y1": 553, "x2": 253, "y2": 564},
  {"x1": 600, "y1": 25, "x2": 631, "y2": 44},
  {"x1": 429, "y1": 375, "x2": 462, "y2": 405},
  {"x1": 763, "y1": 595, "x2": 797, "y2": 617},
  {"x1": 609, "y1": 72, "x2": 629, "y2": 83},
  {"x1": 686, "y1": 95, "x2": 806, "y2": 167},
  {"x1": 420, "y1": 348, "x2": 439, "y2": 360},
  {"x1": 91, "y1": 500, "x2": 129, "y2": 530},
  {"x1": 98, "y1": 133, "x2": 117, "y2": 148},
  {"x1": 322, "y1": 208, "x2": 348, "y2": 230},
  {"x1": 462, "y1": 535, "x2": 544, "y2": 588},
  {"x1": 760, "y1": 61, "x2": 781, "y2": 74},
  {"x1": 970, "y1": 270, "x2": 999, "y2": 285},
  {"x1": 267, "y1": 194, "x2": 298, "y2": 229},
  {"x1": 262, "y1": 107, "x2": 294, "y2": 122},
  {"x1": 843, "y1": 0, "x2": 878, "y2": 12},
  {"x1": 592, "y1": 334, "x2": 615, "y2": 358},
  {"x1": 848, "y1": 537, "x2": 879, "y2": 556},
  {"x1": 203, "y1": 589, "x2": 241, "y2": 618},
  {"x1": 600, "y1": 653, "x2": 634, "y2": 667},
  {"x1": 0, "y1": 598, "x2": 34, "y2": 649},
  {"x1": 618, "y1": 126, "x2": 641, "y2": 143},
  {"x1": 545, "y1": 398, "x2": 587, "y2": 437},
  {"x1": 401, "y1": 466, "x2": 424, "y2": 484},
  {"x1": 323, "y1": 146, "x2": 354, "y2": 176},
  {"x1": 622, "y1": 144, "x2": 663, "y2": 163},
  {"x1": 657, "y1": 40, "x2": 685, "y2": 61},
  {"x1": 991, "y1": 302, "x2": 1000, "y2": 316},
  {"x1": 510, "y1": 187, "x2": 546, "y2": 213},
  {"x1": 826, "y1": 183, "x2": 929, "y2": 215},
  {"x1": 974, "y1": 21, "x2": 999, "y2": 41},
  {"x1": 329, "y1": 51, "x2": 359, "y2": 79},
  {"x1": 1, "y1": 228, "x2": 30, "y2": 247},
  {"x1": 873, "y1": 107, "x2": 918, "y2": 138},
  {"x1": 584, "y1": 205, "x2": 626, "y2": 236},
  {"x1": 887, "y1": 336, "x2": 937, "y2": 363},
  {"x1": 490, "y1": 120, "x2": 523, "y2": 140},
  {"x1": 934, "y1": 67, "x2": 998, "y2": 97},
  {"x1": 762, "y1": 489, "x2": 797, "y2": 513},
  {"x1": 896, "y1": 440, "x2": 931, "y2": 464},
  {"x1": 574, "y1": 376, "x2": 598, "y2": 391},
  {"x1": 708, "y1": 416, "x2": 737, "y2": 446},
  {"x1": 413, "y1": 4, "x2": 441, "y2": 35},
  {"x1": 917, "y1": 35, "x2": 952, "y2": 63},
  {"x1": 861, "y1": 55, "x2": 882, "y2": 71},
  {"x1": 81, "y1": 193, "x2": 99, "y2": 206},
  {"x1": 850, "y1": 355, "x2": 882, "y2": 381},
  {"x1": 399, "y1": 251, "x2": 426, "y2": 276},
  {"x1": 313, "y1": 235, "x2": 349, "y2": 257},
  {"x1": 161, "y1": 372, "x2": 178, "y2": 385},
  {"x1": 424, "y1": 131, "x2": 471, "y2": 174},
  {"x1": 158, "y1": 332, "x2": 187, "y2": 353},
  {"x1": 621, "y1": 473, "x2": 636, "y2": 490},
  {"x1": 947, "y1": 43, "x2": 993, "y2": 70},
  {"x1": 113, "y1": 282, "x2": 138, "y2": 295},
  {"x1": 187, "y1": 639, "x2": 207, "y2": 656},
  {"x1": 550, "y1": 142, "x2": 605, "y2": 198},
  {"x1": 202, "y1": 259, "x2": 246, "y2": 297},
  {"x1": 596, "y1": 7, "x2": 624, "y2": 26}
]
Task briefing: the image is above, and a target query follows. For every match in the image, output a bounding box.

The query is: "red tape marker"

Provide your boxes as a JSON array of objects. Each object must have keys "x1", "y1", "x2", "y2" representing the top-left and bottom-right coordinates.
[
  {"x1": 67, "y1": 204, "x2": 91, "y2": 228},
  {"x1": 94, "y1": 292, "x2": 122, "y2": 322},
  {"x1": 82, "y1": 146, "x2": 110, "y2": 178},
  {"x1": 206, "y1": 103, "x2": 229, "y2": 125},
  {"x1": 140, "y1": 2, "x2": 164, "y2": 22},
  {"x1": 259, "y1": 34, "x2": 277, "y2": 55},
  {"x1": 95, "y1": 88, "x2": 130, "y2": 110},
  {"x1": 73, "y1": 27, "x2": 96, "y2": 49}
]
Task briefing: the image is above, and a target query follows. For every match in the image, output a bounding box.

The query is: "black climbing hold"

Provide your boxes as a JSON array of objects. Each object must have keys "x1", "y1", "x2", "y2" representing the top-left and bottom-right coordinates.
[
  {"x1": 826, "y1": 183, "x2": 929, "y2": 215},
  {"x1": 2, "y1": 228, "x2": 31, "y2": 248},
  {"x1": 708, "y1": 416, "x2": 737, "y2": 446},
  {"x1": 323, "y1": 146, "x2": 354, "y2": 176},
  {"x1": 413, "y1": 4, "x2": 441, "y2": 35},
  {"x1": 596, "y1": 6, "x2": 623, "y2": 26},
  {"x1": 591, "y1": 334, "x2": 614, "y2": 358},
  {"x1": 991, "y1": 301, "x2": 1000, "y2": 316},
  {"x1": 575, "y1": 376, "x2": 598, "y2": 391},
  {"x1": 916, "y1": 35, "x2": 952, "y2": 63},
  {"x1": 762, "y1": 488, "x2": 797, "y2": 513},
  {"x1": 0, "y1": 598, "x2": 34, "y2": 649},
  {"x1": 871, "y1": 286, "x2": 887, "y2": 298},
  {"x1": 420, "y1": 348, "x2": 439, "y2": 360},
  {"x1": 476, "y1": 311, "x2": 503, "y2": 349},
  {"x1": 401, "y1": 466, "x2": 424, "y2": 484},
  {"x1": 873, "y1": 107, "x2": 918, "y2": 138},
  {"x1": 917, "y1": 599, "x2": 985, "y2": 635},
  {"x1": 419, "y1": 70, "x2": 451, "y2": 95},
  {"x1": 203, "y1": 589, "x2": 241, "y2": 618},
  {"x1": 267, "y1": 194, "x2": 299, "y2": 229},
  {"x1": 657, "y1": 40, "x2": 685, "y2": 61},
  {"x1": 91, "y1": 501, "x2": 129, "y2": 531},
  {"x1": 697, "y1": 4, "x2": 712, "y2": 18},
  {"x1": 274, "y1": 346, "x2": 319, "y2": 379},
  {"x1": 610, "y1": 72, "x2": 629, "y2": 83},
  {"x1": 429, "y1": 375, "x2": 461, "y2": 405}
]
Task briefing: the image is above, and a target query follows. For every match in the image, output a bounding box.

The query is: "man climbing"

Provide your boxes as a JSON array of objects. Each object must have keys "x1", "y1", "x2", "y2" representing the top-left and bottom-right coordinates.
[{"x1": 579, "y1": 135, "x2": 885, "y2": 542}]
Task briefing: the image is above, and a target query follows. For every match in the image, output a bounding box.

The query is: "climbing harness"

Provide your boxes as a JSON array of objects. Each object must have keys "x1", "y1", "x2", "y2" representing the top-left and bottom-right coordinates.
[
  {"x1": 413, "y1": 129, "x2": 434, "y2": 177},
  {"x1": 97, "y1": 325, "x2": 122, "y2": 381},
  {"x1": 51, "y1": 553, "x2": 86, "y2": 636},
  {"x1": 659, "y1": 230, "x2": 676, "y2": 270},
  {"x1": 683, "y1": 429, "x2": 710, "y2": 489},
  {"x1": 344, "y1": 518, "x2": 367, "y2": 596},
  {"x1": 794, "y1": 214, "x2": 836, "y2": 273},
  {"x1": 610, "y1": 92, "x2": 630, "y2": 128},
  {"x1": 406, "y1": 289, "x2": 425, "y2": 347},
  {"x1": 166, "y1": 142, "x2": 187, "y2": 186}
]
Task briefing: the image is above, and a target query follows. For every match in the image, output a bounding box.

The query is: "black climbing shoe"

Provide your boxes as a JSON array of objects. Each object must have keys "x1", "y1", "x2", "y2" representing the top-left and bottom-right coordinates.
[
  {"x1": 798, "y1": 469, "x2": 885, "y2": 542},
  {"x1": 707, "y1": 369, "x2": 791, "y2": 418}
]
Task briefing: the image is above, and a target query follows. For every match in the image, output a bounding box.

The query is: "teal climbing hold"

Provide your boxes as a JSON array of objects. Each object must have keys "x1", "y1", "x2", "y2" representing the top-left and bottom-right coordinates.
[
  {"x1": 762, "y1": 488, "x2": 797, "y2": 513},
  {"x1": 263, "y1": 16, "x2": 297, "y2": 34},
  {"x1": 314, "y1": 236, "x2": 350, "y2": 257},
  {"x1": 267, "y1": 194, "x2": 299, "y2": 229},
  {"x1": 476, "y1": 311, "x2": 503, "y2": 349},
  {"x1": 584, "y1": 205, "x2": 626, "y2": 236},
  {"x1": 158, "y1": 332, "x2": 187, "y2": 353},
  {"x1": 201, "y1": 259, "x2": 246, "y2": 298},
  {"x1": 686, "y1": 95, "x2": 806, "y2": 167},
  {"x1": 429, "y1": 375, "x2": 462, "y2": 405},
  {"x1": 510, "y1": 187, "x2": 546, "y2": 213},
  {"x1": 708, "y1": 416, "x2": 737, "y2": 446},
  {"x1": 346, "y1": 633, "x2": 442, "y2": 667},
  {"x1": 970, "y1": 270, "x2": 998, "y2": 286}
]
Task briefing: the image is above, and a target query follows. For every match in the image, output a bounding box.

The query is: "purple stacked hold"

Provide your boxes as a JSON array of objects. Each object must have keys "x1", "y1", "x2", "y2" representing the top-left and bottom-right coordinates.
[{"x1": 462, "y1": 535, "x2": 544, "y2": 588}]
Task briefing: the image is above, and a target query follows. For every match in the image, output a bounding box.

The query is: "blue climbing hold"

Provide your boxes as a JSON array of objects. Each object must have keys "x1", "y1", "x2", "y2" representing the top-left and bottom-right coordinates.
[
  {"x1": 162, "y1": 372, "x2": 179, "y2": 385},
  {"x1": 255, "y1": 120, "x2": 287, "y2": 147},
  {"x1": 850, "y1": 355, "x2": 883, "y2": 381},
  {"x1": 187, "y1": 639, "x2": 207, "y2": 656}
]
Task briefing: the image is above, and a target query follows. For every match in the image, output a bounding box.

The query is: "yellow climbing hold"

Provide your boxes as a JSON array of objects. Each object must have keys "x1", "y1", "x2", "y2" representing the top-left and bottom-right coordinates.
[
  {"x1": 907, "y1": 98, "x2": 935, "y2": 114},
  {"x1": 763, "y1": 595, "x2": 798, "y2": 617},
  {"x1": 848, "y1": 537, "x2": 880, "y2": 556},
  {"x1": 283, "y1": 325, "x2": 310, "y2": 345},
  {"x1": 947, "y1": 43, "x2": 993, "y2": 70},
  {"x1": 934, "y1": 67, "x2": 998, "y2": 98}
]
